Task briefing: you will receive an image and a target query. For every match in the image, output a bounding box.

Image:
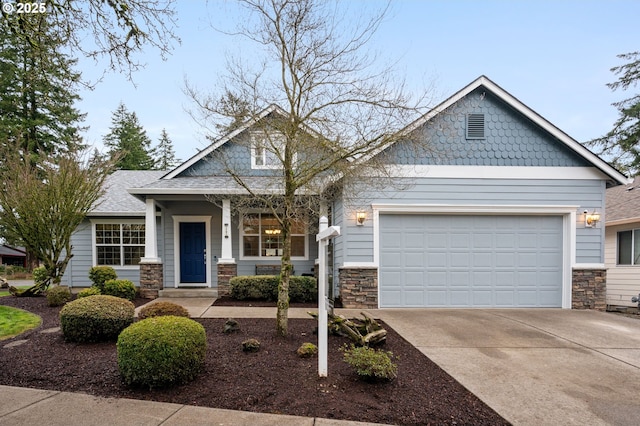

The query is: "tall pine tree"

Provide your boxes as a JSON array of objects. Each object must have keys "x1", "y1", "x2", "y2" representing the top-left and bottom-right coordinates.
[
  {"x1": 154, "y1": 128, "x2": 180, "y2": 170},
  {"x1": 103, "y1": 103, "x2": 156, "y2": 170},
  {"x1": 0, "y1": 13, "x2": 86, "y2": 162},
  {"x1": 587, "y1": 51, "x2": 640, "y2": 175}
]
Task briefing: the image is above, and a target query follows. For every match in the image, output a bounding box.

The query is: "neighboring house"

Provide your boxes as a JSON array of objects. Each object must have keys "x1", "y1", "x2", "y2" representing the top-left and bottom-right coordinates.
[
  {"x1": 0, "y1": 244, "x2": 27, "y2": 268},
  {"x1": 604, "y1": 175, "x2": 640, "y2": 307},
  {"x1": 64, "y1": 76, "x2": 629, "y2": 310}
]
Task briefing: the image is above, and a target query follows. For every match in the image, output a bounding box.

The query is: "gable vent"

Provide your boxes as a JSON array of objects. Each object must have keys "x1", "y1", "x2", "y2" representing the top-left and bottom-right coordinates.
[{"x1": 466, "y1": 113, "x2": 485, "y2": 139}]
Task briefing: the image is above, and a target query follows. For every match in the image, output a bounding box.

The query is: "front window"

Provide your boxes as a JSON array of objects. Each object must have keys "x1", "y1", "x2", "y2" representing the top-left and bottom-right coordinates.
[
  {"x1": 617, "y1": 229, "x2": 640, "y2": 265},
  {"x1": 94, "y1": 222, "x2": 145, "y2": 266},
  {"x1": 241, "y1": 213, "x2": 306, "y2": 258}
]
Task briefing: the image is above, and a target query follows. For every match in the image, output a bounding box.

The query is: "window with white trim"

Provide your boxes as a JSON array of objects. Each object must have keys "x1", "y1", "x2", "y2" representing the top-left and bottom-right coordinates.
[
  {"x1": 94, "y1": 222, "x2": 145, "y2": 266},
  {"x1": 617, "y1": 229, "x2": 640, "y2": 265},
  {"x1": 241, "y1": 213, "x2": 307, "y2": 258},
  {"x1": 250, "y1": 131, "x2": 284, "y2": 169}
]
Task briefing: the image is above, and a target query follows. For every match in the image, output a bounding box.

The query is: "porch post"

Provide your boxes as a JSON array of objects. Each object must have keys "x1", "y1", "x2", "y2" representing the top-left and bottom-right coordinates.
[
  {"x1": 139, "y1": 197, "x2": 163, "y2": 299},
  {"x1": 220, "y1": 199, "x2": 234, "y2": 262},
  {"x1": 141, "y1": 198, "x2": 160, "y2": 263},
  {"x1": 217, "y1": 198, "x2": 236, "y2": 297}
]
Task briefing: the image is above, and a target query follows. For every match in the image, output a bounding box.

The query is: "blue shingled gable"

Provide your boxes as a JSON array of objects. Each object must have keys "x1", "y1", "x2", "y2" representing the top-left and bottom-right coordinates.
[{"x1": 382, "y1": 87, "x2": 591, "y2": 167}]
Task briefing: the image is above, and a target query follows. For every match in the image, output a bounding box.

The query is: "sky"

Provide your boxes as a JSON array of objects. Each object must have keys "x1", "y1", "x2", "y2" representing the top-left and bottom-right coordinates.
[{"x1": 74, "y1": 0, "x2": 640, "y2": 164}]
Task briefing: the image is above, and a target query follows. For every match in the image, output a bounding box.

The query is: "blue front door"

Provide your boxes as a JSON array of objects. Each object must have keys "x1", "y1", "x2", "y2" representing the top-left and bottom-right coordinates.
[{"x1": 180, "y1": 222, "x2": 206, "y2": 283}]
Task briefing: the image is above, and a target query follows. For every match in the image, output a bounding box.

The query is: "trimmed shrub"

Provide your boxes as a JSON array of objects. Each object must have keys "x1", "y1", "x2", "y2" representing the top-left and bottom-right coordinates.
[
  {"x1": 117, "y1": 316, "x2": 206, "y2": 389},
  {"x1": 88, "y1": 266, "x2": 118, "y2": 291},
  {"x1": 59, "y1": 295, "x2": 135, "y2": 343},
  {"x1": 33, "y1": 266, "x2": 48, "y2": 286},
  {"x1": 102, "y1": 279, "x2": 136, "y2": 301},
  {"x1": 77, "y1": 287, "x2": 102, "y2": 298},
  {"x1": 46, "y1": 286, "x2": 72, "y2": 307},
  {"x1": 229, "y1": 275, "x2": 317, "y2": 302},
  {"x1": 341, "y1": 344, "x2": 398, "y2": 382},
  {"x1": 296, "y1": 342, "x2": 318, "y2": 358},
  {"x1": 138, "y1": 301, "x2": 190, "y2": 319}
]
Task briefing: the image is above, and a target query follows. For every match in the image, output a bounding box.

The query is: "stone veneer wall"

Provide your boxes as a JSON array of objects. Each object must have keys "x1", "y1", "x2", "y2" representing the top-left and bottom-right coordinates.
[
  {"x1": 339, "y1": 267, "x2": 378, "y2": 309},
  {"x1": 217, "y1": 263, "x2": 237, "y2": 297},
  {"x1": 139, "y1": 263, "x2": 163, "y2": 299},
  {"x1": 572, "y1": 268, "x2": 606, "y2": 310}
]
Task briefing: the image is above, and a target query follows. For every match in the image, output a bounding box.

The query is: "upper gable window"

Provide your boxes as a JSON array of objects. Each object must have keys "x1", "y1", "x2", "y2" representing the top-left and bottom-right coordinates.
[
  {"x1": 251, "y1": 131, "x2": 284, "y2": 169},
  {"x1": 466, "y1": 113, "x2": 485, "y2": 139}
]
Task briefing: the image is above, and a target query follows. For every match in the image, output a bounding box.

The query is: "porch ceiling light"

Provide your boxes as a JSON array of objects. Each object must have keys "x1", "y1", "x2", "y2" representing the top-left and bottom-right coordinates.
[
  {"x1": 264, "y1": 229, "x2": 282, "y2": 235},
  {"x1": 356, "y1": 211, "x2": 366, "y2": 226},
  {"x1": 585, "y1": 210, "x2": 601, "y2": 228}
]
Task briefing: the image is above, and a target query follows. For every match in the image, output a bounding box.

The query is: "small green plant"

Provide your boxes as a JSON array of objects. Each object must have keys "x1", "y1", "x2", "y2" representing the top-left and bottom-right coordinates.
[
  {"x1": 117, "y1": 316, "x2": 207, "y2": 389},
  {"x1": 242, "y1": 338, "x2": 261, "y2": 352},
  {"x1": 138, "y1": 301, "x2": 190, "y2": 319},
  {"x1": 77, "y1": 287, "x2": 102, "y2": 298},
  {"x1": 88, "y1": 266, "x2": 118, "y2": 291},
  {"x1": 296, "y1": 342, "x2": 318, "y2": 358},
  {"x1": 341, "y1": 344, "x2": 398, "y2": 381},
  {"x1": 32, "y1": 266, "x2": 47, "y2": 285},
  {"x1": 46, "y1": 286, "x2": 72, "y2": 307},
  {"x1": 59, "y1": 295, "x2": 135, "y2": 343},
  {"x1": 102, "y1": 279, "x2": 136, "y2": 301}
]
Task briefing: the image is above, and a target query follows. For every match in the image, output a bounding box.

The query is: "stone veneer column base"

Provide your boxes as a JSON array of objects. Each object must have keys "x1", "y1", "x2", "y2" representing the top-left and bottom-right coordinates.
[
  {"x1": 572, "y1": 268, "x2": 606, "y2": 310},
  {"x1": 217, "y1": 263, "x2": 237, "y2": 298},
  {"x1": 339, "y1": 267, "x2": 378, "y2": 309},
  {"x1": 139, "y1": 263, "x2": 163, "y2": 299}
]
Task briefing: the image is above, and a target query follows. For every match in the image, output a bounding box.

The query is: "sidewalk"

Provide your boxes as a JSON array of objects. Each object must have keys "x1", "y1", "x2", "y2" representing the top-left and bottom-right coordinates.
[
  {"x1": 0, "y1": 385, "x2": 382, "y2": 426},
  {"x1": 1, "y1": 298, "x2": 386, "y2": 426}
]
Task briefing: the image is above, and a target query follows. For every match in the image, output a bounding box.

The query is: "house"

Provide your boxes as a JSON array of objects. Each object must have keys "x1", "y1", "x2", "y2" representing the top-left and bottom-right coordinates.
[
  {"x1": 0, "y1": 244, "x2": 26, "y2": 268},
  {"x1": 604, "y1": 175, "x2": 640, "y2": 307},
  {"x1": 63, "y1": 75, "x2": 629, "y2": 309}
]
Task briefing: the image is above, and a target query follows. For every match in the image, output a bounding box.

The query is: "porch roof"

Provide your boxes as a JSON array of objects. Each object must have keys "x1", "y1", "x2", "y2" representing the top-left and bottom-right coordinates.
[{"x1": 127, "y1": 176, "x2": 322, "y2": 197}]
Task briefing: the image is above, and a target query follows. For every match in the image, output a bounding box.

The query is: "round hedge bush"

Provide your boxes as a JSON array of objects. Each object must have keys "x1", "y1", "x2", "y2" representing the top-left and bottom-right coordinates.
[
  {"x1": 46, "y1": 285, "x2": 72, "y2": 307},
  {"x1": 59, "y1": 295, "x2": 135, "y2": 343},
  {"x1": 88, "y1": 266, "x2": 118, "y2": 291},
  {"x1": 77, "y1": 286, "x2": 101, "y2": 298},
  {"x1": 138, "y1": 301, "x2": 190, "y2": 320},
  {"x1": 102, "y1": 279, "x2": 136, "y2": 301},
  {"x1": 117, "y1": 316, "x2": 206, "y2": 389}
]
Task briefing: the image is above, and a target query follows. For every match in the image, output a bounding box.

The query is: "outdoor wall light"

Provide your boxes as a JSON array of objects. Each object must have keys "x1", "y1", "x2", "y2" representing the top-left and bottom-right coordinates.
[
  {"x1": 356, "y1": 211, "x2": 366, "y2": 226},
  {"x1": 224, "y1": 223, "x2": 229, "y2": 238},
  {"x1": 585, "y1": 210, "x2": 601, "y2": 228}
]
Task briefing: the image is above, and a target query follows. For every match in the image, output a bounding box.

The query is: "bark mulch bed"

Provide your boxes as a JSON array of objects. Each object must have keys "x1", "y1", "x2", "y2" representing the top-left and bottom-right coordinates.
[{"x1": 0, "y1": 296, "x2": 509, "y2": 425}]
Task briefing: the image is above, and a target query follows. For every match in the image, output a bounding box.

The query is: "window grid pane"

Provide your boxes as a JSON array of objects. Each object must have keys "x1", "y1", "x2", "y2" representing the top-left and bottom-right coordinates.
[
  {"x1": 618, "y1": 231, "x2": 632, "y2": 265},
  {"x1": 241, "y1": 214, "x2": 306, "y2": 258},
  {"x1": 96, "y1": 223, "x2": 145, "y2": 266}
]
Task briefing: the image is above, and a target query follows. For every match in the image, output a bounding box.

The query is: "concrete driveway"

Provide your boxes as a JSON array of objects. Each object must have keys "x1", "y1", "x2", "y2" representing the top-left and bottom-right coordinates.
[{"x1": 367, "y1": 309, "x2": 640, "y2": 426}]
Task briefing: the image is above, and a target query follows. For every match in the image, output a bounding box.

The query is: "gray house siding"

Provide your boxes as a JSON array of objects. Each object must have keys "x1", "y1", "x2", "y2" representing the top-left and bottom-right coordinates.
[
  {"x1": 65, "y1": 216, "x2": 163, "y2": 288},
  {"x1": 339, "y1": 177, "x2": 605, "y2": 265}
]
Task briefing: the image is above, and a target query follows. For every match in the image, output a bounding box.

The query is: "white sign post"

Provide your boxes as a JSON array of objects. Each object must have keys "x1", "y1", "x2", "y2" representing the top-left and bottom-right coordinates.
[{"x1": 316, "y1": 216, "x2": 340, "y2": 377}]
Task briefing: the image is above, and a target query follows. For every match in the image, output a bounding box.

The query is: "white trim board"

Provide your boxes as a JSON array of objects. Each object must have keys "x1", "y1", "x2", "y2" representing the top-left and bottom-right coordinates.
[{"x1": 383, "y1": 165, "x2": 611, "y2": 180}]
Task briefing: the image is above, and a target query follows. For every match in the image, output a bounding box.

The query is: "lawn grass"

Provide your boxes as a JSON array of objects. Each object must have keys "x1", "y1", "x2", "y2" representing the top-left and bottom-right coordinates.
[
  {"x1": 0, "y1": 286, "x2": 31, "y2": 298},
  {"x1": 0, "y1": 305, "x2": 42, "y2": 340}
]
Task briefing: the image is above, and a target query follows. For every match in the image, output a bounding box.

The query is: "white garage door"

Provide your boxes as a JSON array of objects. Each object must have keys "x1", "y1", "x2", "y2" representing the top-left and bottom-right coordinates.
[{"x1": 379, "y1": 215, "x2": 564, "y2": 308}]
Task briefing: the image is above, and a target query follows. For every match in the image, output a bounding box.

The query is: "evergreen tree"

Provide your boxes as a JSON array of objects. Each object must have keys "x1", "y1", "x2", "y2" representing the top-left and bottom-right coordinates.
[
  {"x1": 587, "y1": 51, "x2": 640, "y2": 175},
  {"x1": 0, "y1": 13, "x2": 86, "y2": 162},
  {"x1": 154, "y1": 129, "x2": 181, "y2": 170},
  {"x1": 103, "y1": 103, "x2": 156, "y2": 170}
]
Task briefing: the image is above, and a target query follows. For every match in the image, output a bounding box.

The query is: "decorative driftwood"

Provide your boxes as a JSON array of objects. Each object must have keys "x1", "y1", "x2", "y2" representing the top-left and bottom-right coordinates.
[{"x1": 308, "y1": 311, "x2": 387, "y2": 346}]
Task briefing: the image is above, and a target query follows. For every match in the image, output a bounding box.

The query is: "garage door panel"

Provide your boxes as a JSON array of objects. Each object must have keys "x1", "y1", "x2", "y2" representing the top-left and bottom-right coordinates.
[{"x1": 379, "y1": 214, "x2": 563, "y2": 308}]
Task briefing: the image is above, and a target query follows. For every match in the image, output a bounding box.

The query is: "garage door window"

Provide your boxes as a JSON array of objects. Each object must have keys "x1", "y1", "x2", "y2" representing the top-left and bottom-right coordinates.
[{"x1": 617, "y1": 229, "x2": 640, "y2": 265}]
